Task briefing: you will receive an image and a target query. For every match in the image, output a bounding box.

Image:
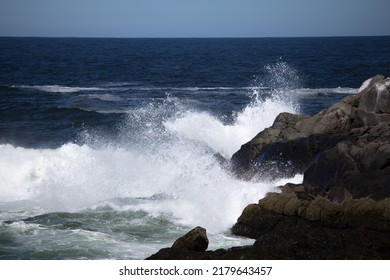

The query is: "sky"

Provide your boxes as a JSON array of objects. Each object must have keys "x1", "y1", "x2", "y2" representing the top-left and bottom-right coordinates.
[{"x1": 1, "y1": 0, "x2": 390, "y2": 37}]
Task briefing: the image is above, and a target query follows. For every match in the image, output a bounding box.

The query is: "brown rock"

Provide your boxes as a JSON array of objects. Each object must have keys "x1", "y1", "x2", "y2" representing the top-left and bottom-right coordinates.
[{"x1": 171, "y1": 226, "x2": 209, "y2": 252}]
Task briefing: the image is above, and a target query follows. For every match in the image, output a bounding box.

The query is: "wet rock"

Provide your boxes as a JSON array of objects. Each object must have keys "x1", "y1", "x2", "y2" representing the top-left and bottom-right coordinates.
[{"x1": 230, "y1": 113, "x2": 309, "y2": 177}]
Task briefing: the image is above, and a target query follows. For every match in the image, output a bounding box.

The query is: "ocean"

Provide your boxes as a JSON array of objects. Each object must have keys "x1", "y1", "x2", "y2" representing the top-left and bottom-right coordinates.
[{"x1": 0, "y1": 37, "x2": 389, "y2": 259}]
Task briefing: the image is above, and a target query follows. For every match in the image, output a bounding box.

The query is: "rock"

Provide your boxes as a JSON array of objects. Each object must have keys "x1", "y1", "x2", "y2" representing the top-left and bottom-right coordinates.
[
  {"x1": 146, "y1": 246, "x2": 263, "y2": 260},
  {"x1": 147, "y1": 226, "x2": 260, "y2": 260},
  {"x1": 230, "y1": 190, "x2": 390, "y2": 259},
  {"x1": 171, "y1": 226, "x2": 209, "y2": 252},
  {"x1": 230, "y1": 112, "x2": 309, "y2": 177},
  {"x1": 230, "y1": 204, "x2": 283, "y2": 239},
  {"x1": 358, "y1": 75, "x2": 390, "y2": 114},
  {"x1": 304, "y1": 122, "x2": 390, "y2": 201},
  {"x1": 147, "y1": 227, "x2": 209, "y2": 260},
  {"x1": 251, "y1": 213, "x2": 390, "y2": 259},
  {"x1": 231, "y1": 75, "x2": 390, "y2": 181},
  {"x1": 146, "y1": 248, "x2": 212, "y2": 260},
  {"x1": 233, "y1": 189, "x2": 390, "y2": 233},
  {"x1": 251, "y1": 133, "x2": 342, "y2": 180}
]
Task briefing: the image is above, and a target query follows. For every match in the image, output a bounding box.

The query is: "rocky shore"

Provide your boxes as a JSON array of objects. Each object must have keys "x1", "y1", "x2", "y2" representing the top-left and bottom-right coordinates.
[{"x1": 147, "y1": 75, "x2": 390, "y2": 260}]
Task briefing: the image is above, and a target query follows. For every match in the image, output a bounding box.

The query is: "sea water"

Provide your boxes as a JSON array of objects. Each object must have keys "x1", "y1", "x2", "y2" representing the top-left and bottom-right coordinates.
[{"x1": 0, "y1": 37, "x2": 389, "y2": 259}]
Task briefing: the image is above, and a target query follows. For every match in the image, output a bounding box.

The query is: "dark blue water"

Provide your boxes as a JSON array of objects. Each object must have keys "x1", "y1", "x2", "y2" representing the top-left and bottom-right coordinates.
[
  {"x1": 0, "y1": 37, "x2": 389, "y2": 259},
  {"x1": 1, "y1": 37, "x2": 389, "y2": 148}
]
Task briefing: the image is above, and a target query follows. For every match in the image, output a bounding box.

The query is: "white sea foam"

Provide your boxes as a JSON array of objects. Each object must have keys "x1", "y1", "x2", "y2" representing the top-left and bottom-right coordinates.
[
  {"x1": 0, "y1": 141, "x2": 303, "y2": 233},
  {"x1": 20, "y1": 85, "x2": 105, "y2": 93},
  {"x1": 358, "y1": 78, "x2": 372, "y2": 93},
  {"x1": 295, "y1": 87, "x2": 357, "y2": 95},
  {"x1": 165, "y1": 97, "x2": 295, "y2": 159},
  {"x1": 19, "y1": 84, "x2": 132, "y2": 93}
]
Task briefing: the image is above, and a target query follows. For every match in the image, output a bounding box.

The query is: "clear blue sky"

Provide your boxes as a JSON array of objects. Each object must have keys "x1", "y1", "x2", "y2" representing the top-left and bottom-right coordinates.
[{"x1": 1, "y1": 0, "x2": 389, "y2": 37}]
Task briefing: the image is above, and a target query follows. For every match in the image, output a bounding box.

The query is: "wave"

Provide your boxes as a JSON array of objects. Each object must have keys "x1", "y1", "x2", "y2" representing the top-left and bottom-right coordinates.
[
  {"x1": 9, "y1": 84, "x2": 249, "y2": 94},
  {"x1": 2, "y1": 83, "x2": 357, "y2": 98},
  {"x1": 0, "y1": 61, "x2": 325, "y2": 233},
  {"x1": 0, "y1": 93, "x2": 303, "y2": 232},
  {"x1": 11, "y1": 84, "x2": 133, "y2": 93},
  {"x1": 0, "y1": 142, "x2": 302, "y2": 233},
  {"x1": 165, "y1": 98, "x2": 295, "y2": 159},
  {"x1": 18, "y1": 85, "x2": 106, "y2": 93},
  {"x1": 151, "y1": 86, "x2": 269, "y2": 92},
  {"x1": 288, "y1": 87, "x2": 357, "y2": 96}
]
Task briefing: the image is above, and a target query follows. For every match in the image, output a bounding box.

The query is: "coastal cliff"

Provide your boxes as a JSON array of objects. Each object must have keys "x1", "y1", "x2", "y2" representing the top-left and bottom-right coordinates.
[{"x1": 147, "y1": 75, "x2": 390, "y2": 260}]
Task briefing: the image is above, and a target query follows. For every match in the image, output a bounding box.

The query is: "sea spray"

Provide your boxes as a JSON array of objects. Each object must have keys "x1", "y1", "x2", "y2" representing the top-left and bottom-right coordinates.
[
  {"x1": 165, "y1": 60, "x2": 301, "y2": 158},
  {"x1": 0, "y1": 60, "x2": 304, "y2": 258},
  {"x1": 1, "y1": 60, "x2": 302, "y2": 221}
]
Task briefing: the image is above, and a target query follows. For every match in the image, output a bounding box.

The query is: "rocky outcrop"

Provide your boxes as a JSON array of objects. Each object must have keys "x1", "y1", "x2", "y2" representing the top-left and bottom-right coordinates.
[
  {"x1": 232, "y1": 184, "x2": 390, "y2": 236},
  {"x1": 231, "y1": 75, "x2": 390, "y2": 200},
  {"x1": 231, "y1": 75, "x2": 390, "y2": 183},
  {"x1": 229, "y1": 187, "x2": 390, "y2": 259},
  {"x1": 229, "y1": 74, "x2": 390, "y2": 259},
  {"x1": 149, "y1": 196, "x2": 390, "y2": 259},
  {"x1": 147, "y1": 75, "x2": 390, "y2": 260}
]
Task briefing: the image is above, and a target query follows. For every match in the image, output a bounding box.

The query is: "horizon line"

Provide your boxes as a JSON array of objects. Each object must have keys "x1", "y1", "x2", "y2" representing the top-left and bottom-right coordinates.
[{"x1": 1, "y1": 34, "x2": 390, "y2": 39}]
